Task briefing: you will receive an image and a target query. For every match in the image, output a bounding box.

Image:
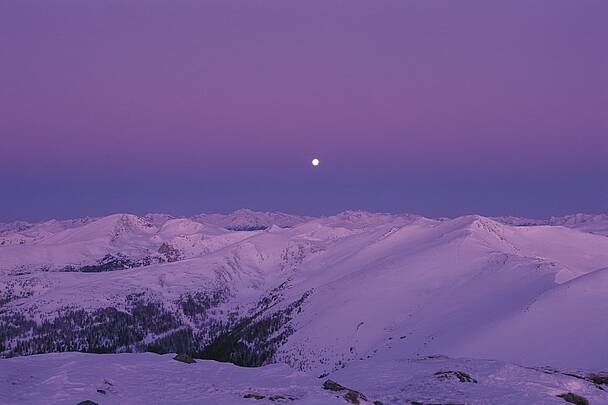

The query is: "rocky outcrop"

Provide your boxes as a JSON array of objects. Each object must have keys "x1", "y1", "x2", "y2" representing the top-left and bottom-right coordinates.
[
  {"x1": 557, "y1": 392, "x2": 589, "y2": 405},
  {"x1": 243, "y1": 391, "x2": 296, "y2": 401},
  {"x1": 173, "y1": 353, "x2": 196, "y2": 364},
  {"x1": 323, "y1": 379, "x2": 371, "y2": 404},
  {"x1": 434, "y1": 370, "x2": 478, "y2": 383}
]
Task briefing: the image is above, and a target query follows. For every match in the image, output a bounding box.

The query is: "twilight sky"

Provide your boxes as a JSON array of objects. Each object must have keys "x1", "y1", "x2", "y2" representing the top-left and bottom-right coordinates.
[{"x1": 1, "y1": 1, "x2": 607, "y2": 221}]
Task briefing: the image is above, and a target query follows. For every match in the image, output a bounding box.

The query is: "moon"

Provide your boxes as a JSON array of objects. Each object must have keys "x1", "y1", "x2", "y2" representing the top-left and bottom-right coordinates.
[{"x1": 311, "y1": 158, "x2": 320, "y2": 167}]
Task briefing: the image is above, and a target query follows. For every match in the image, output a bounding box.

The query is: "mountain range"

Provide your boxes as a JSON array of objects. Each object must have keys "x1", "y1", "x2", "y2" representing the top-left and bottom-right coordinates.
[{"x1": 1, "y1": 209, "x2": 607, "y2": 404}]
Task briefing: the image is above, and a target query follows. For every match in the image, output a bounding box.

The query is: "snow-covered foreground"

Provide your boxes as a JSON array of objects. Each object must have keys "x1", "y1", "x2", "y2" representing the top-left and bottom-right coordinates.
[
  {"x1": 1, "y1": 352, "x2": 607, "y2": 405},
  {"x1": 333, "y1": 355, "x2": 608, "y2": 405},
  {"x1": 0, "y1": 352, "x2": 344, "y2": 405}
]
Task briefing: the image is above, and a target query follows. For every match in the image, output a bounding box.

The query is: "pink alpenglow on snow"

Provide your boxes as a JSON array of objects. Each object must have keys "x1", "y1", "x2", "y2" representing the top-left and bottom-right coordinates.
[{"x1": 1, "y1": 1, "x2": 607, "y2": 404}]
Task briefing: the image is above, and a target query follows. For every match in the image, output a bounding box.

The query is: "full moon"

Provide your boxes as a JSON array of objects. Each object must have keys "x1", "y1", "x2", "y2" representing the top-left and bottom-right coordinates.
[{"x1": 311, "y1": 158, "x2": 320, "y2": 167}]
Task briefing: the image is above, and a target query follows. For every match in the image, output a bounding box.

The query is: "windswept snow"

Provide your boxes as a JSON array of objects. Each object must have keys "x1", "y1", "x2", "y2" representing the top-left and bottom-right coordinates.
[
  {"x1": 330, "y1": 355, "x2": 608, "y2": 405},
  {"x1": 1, "y1": 352, "x2": 606, "y2": 405},
  {"x1": 0, "y1": 352, "x2": 345, "y2": 405}
]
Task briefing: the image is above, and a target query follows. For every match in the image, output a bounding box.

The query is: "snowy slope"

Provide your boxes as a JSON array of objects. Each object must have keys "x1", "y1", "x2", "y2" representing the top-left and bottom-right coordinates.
[
  {"x1": 1, "y1": 352, "x2": 606, "y2": 405},
  {"x1": 1, "y1": 210, "x2": 608, "y2": 386},
  {"x1": 330, "y1": 355, "x2": 608, "y2": 405},
  {"x1": 0, "y1": 213, "x2": 259, "y2": 273},
  {"x1": 274, "y1": 216, "x2": 608, "y2": 373},
  {"x1": 0, "y1": 352, "x2": 346, "y2": 405},
  {"x1": 457, "y1": 266, "x2": 608, "y2": 370}
]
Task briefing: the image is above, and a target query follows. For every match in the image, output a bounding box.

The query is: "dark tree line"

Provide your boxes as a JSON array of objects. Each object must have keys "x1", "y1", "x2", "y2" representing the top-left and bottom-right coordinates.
[
  {"x1": 2, "y1": 297, "x2": 181, "y2": 356},
  {"x1": 199, "y1": 290, "x2": 312, "y2": 367},
  {"x1": 225, "y1": 225, "x2": 268, "y2": 231},
  {"x1": 1, "y1": 287, "x2": 313, "y2": 368},
  {"x1": 60, "y1": 254, "x2": 165, "y2": 273}
]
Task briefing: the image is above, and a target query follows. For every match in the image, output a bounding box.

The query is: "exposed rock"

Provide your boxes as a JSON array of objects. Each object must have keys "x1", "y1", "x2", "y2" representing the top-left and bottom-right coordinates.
[
  {"x1": 323, "y1": 380, "x2": 347, "y2": 392},
  {"x1": 589, "y1": 373, "x2": 608, "y2": 386},
  {"x1": 434, "y1": 370, "x2": 478, "y2": 383},
  {"x1": 323, "y1": 379, "x2": 369, "y2": 404},
  {"x1": 242, "y1": 392, "x2": 295, "y2": 401},
  {"x1": 76, "y1": 401, "x2": 99, "y2": 405},
  {"x1": 173, "y1": 353, "x2": 196, "y2": 364},
  {"x1": 557, "y1": 392, "x2": 589, "y2": 405},
  {"x1": 243, "y1": 392, "x2": 265, "y2": 400},
  {"x1": 539, "y1": 369, "x2": 607, "y2": 390},
  {"x1": 269, "y1": 394, "x2": 296, "y2": 401}
]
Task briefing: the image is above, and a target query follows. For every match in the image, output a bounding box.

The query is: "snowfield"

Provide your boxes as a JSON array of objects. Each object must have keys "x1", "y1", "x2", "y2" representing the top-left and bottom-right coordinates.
[
  {"x1": 0, "y1": 352, "x2": 346, "y2": 405},
  {"x1": 1, "y1": 210, "x2": 608, "y2": 404},
  {"x1": 1, "y1": 352, "x2": 607, "y2": 405}
]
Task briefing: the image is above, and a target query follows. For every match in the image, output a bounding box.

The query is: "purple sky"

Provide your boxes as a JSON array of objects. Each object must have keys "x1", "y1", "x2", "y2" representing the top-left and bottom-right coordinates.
[{"x1": 1, "y1": 1, "x2": 607, "y2": 221}]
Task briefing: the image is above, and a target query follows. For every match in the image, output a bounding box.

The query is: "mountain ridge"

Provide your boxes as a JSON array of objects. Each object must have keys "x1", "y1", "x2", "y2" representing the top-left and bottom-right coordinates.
[{"x1": 2, "y1": 209, "x2": 608, "y2": 376}]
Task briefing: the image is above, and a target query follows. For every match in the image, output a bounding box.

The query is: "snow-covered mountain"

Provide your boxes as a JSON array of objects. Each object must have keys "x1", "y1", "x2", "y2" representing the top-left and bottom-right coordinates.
[
  {"x1": 548, "y1": 213, "x2": 608, "y2": 236},
  {"x1": 1, "y1": 209, "x2": 607, "y2": 404},
  {"x1": 494, "y1": 213, "x2": 608, "y2": 236},
  {"x1": 192, "y1": 208, "x2": 312, "y2": 231}
]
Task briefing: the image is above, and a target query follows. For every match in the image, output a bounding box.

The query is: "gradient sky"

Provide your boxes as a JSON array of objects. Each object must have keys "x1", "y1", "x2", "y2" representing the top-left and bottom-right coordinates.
[{"x1": 1, "y1": 1, "x2": 607, "y2": 222}]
